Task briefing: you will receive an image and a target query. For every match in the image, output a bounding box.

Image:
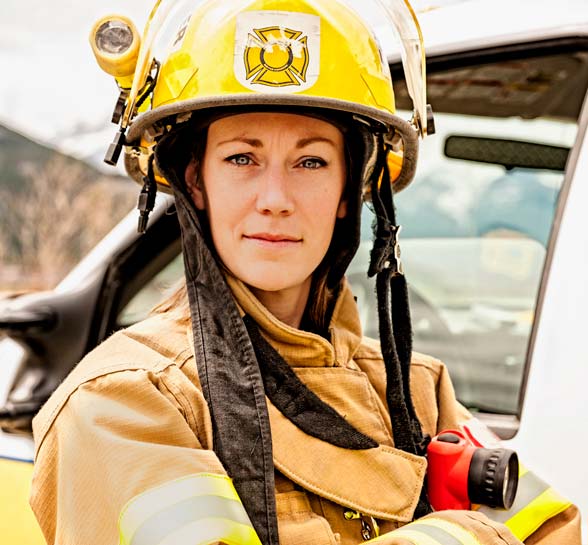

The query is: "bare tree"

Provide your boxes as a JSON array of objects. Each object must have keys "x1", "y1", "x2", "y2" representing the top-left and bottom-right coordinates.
[{"x1": 0, "y1": 156, "x2": 136, "y2": 291}]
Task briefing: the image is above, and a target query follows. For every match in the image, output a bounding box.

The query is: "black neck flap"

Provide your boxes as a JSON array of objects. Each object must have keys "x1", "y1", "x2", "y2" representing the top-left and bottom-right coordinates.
[
  {"x1": 156, "y1": 140, "x2": 279, "y2": 544},
  {"x1": 243, "y1": 315, "x2": 377, "y2": 450}
]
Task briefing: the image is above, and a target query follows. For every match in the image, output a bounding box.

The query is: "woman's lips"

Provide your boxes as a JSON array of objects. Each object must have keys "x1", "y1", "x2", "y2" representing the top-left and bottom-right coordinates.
[{"x1": 244, "y1": 233, "x2": 302, "y2": 248}]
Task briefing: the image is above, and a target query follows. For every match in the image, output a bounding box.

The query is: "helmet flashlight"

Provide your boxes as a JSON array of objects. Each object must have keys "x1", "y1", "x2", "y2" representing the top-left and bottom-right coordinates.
[{"x1": 90, "y1": 15, "x2": 140, "y2": 88}]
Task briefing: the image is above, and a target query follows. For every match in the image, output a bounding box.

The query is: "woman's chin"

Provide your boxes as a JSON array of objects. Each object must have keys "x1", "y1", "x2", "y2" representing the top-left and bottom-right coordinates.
[
  {"x1": 236, "y1": 267, "x2": 311, "y2": 295},
  {"x1": 245, "y1": 276, "x2": 304, "y2": 294}
]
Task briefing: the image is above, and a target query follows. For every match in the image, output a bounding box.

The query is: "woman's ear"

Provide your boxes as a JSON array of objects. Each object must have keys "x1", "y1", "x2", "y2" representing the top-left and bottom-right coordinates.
[
  {"x1": 184, "y1": 160, "x2": 206, "y2": 210},
  {"x1": 336, "y1": 199, "x2": 348, "y2": 219}
]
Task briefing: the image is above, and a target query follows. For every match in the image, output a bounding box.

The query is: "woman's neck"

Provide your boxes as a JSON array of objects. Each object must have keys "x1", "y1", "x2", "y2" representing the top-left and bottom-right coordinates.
[{"x1": 249, "y1": 278, "x2": 311, "y2": 329}]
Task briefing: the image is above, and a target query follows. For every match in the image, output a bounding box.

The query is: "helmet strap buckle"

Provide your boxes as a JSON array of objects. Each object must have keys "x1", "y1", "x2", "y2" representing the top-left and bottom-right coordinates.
[
  {"x1": 368, "y1": 220, "x2": 403, "y2": 277},
  {"x1": 137, "y1": 156, "x2": 158, "y2": 233}
]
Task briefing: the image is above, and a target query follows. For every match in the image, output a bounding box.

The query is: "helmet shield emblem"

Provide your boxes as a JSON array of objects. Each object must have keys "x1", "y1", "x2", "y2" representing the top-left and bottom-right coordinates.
[{"x1": 235, "y1": 11, "x2": 320, "y2": 93}]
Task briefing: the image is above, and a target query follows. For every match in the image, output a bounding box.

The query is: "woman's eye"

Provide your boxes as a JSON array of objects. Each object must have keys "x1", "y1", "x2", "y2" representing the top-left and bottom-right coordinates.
[
  {"x1": 300, "y1": 157, "x2": 326, "y2": 169},
  {"x1": 227, "y1": 154, "x2": 253, "y2": 166}
]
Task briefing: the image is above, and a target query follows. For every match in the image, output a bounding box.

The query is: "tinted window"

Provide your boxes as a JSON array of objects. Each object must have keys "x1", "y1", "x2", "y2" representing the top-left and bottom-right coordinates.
[{"x1": 349, "y1": 46, "x2": 588, "y2": 414}]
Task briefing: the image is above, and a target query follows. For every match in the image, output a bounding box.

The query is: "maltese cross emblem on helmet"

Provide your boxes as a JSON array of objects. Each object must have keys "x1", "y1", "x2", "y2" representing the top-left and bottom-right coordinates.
[{"x1": 244, "y1": 26, "x2": 310, "y2": 87}]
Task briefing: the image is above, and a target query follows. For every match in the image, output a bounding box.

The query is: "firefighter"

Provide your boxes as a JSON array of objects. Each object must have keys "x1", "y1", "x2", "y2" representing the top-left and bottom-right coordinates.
[{"x1": 30, "y1": 0, "x2": 580, "y2": 544}]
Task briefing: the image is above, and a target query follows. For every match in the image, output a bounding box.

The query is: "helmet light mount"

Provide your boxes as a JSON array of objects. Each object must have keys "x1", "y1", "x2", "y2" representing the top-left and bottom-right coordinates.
[{"x1": 90, "y1": 1, "x2": 175, "y2": 167}]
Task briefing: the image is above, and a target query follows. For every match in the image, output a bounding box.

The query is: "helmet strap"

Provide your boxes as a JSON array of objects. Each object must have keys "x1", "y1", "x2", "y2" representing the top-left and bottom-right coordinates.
[
  {"x1": 137, "y1": 154, "x2": 158, "y2": 233},
  {"x1": 368, "y1": 138, "x2": 432, "y2": 516}
]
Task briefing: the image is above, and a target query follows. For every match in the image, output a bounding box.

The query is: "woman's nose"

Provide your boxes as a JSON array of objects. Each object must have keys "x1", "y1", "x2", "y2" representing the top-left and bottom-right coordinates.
[{"x1": 255, "y1": 166, "x2": 295, "y2": 216}]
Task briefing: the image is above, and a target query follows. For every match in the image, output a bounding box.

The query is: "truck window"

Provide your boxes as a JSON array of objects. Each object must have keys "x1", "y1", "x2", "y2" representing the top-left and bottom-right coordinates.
[{"x1": 348, "y1": 44, "x2": 588, "y2": 416}]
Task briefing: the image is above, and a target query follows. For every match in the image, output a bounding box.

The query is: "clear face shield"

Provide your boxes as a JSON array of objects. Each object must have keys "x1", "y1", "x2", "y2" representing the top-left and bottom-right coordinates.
[
  {"x1": 353, "y1": 0, "x2": 432, "y2": 137},
  {"x1": 90, "y1": 0, "x2": 432, "y2": 168}
]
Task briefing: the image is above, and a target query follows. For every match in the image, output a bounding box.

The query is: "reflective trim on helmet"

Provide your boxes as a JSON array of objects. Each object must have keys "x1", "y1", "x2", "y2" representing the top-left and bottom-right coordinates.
[
  {"x1": 477, "y1": 468, "x2": 571, "y2": 541},
  {"x1": 125, "y1": 93, "x2": 403, "y2": 144},
  {"x1": 118, "y1": 472, "x2": 262, "y2": 545},
  {"x1": 366, "y1": 518, "x2": 481, "y2": 545}
]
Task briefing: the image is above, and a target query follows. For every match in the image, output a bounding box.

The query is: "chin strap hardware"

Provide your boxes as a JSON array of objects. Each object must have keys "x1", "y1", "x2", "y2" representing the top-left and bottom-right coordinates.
[
  {"x1": 368, "y1": 220, "x2": 403, "y2": 278},
  {"x1": 104, "y1": 127, "x2": 126, "y2": 166},
  {"x1": 137, "y1": 155, "x2": 157, "y2": 233}
]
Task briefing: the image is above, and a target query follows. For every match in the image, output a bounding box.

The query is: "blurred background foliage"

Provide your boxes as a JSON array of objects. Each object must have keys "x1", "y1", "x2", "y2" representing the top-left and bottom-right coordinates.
[{"x1": 0, "y1": 124, "x2": 136, "y2": 292}]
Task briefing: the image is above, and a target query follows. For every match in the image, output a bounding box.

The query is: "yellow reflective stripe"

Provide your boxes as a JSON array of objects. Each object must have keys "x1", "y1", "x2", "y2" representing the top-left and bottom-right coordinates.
[
  {"x1": 120, "y1": 472, "x2": 240, "y2": 532},
  {"x1": 366, "y1": 518, "x2": 481, "y2": 545},
  {"x1": 478, "y1": 470, "x2": 546, "y2": 525},
  {"x1": 128, "y1": 495, "x2": 258, "y2": 545},
  {"x1": 118, "y1": 473, "x2": 261, "y2": 545},
  {"x1": 504, "y1": 488, "x2": 571, "y2": 541},
  {"x1": 478, "y1": 469, "x2": 571, "y2": 541}
]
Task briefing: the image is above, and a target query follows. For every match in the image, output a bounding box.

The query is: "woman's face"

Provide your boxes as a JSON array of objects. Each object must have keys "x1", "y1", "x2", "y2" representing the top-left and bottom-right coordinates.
[{"x1": 185, "y1": 112, "x2": 347, "y2": 299}]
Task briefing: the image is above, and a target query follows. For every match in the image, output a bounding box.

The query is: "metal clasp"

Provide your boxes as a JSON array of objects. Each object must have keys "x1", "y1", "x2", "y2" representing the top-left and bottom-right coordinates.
[
  {"x1": 368, "y1": 222, "x2": 404, "y2": 278},
  {"x1": 388, "y1": 224, "x2": 403, "y2": 276},
  {"x1": 344, "y1": 510, "x2": 380, "y2": 541}
]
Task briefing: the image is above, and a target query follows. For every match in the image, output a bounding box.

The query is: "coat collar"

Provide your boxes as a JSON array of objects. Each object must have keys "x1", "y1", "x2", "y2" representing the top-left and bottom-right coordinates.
[
  {"x1": 226, "y1": 276, "x2": 426, "y2": 521},
  {"x1": 224, "y1": 275, "x2": 363, "y2": 369}
]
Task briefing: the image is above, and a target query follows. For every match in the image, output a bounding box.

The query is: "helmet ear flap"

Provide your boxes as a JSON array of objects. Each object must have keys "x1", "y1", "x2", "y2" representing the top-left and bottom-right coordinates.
[
  {"x1": 358, "y1": 118, "x2": 419, "y2": 206},
  {"x1": 386, "y1": 119, "x2": 420, "y2": 194},
  {"x1": 387, "y1": 149, "x2": 404, "y2": 184}
]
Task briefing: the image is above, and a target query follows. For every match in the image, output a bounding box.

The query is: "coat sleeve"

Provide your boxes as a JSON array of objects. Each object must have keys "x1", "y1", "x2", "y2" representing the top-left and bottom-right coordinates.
[
  {"x1": 364, "y1": 509, "x2": 524, "y2": 544},
  {"x1": 399, "y1": 359, "x2": 582, "y2": 545},
  {"x1": 30, "y1": 364, "x2": 261, "y2": 545},
  {"x1": 362, "y1": 481, "x2": 581, "y2": 545}
]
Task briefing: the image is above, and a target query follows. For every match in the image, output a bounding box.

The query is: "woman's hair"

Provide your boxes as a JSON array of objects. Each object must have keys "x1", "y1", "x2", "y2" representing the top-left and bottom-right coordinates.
[
  {"x1": 151, "y1": 278, "x2": 191, "y2": 323},
  {"x1": 153, "y1": 112, "x2": 358, "y2": 335}
]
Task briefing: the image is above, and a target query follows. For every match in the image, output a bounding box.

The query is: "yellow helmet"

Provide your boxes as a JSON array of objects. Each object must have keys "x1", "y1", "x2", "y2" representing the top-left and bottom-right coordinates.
[{"x1": 91, "y1": 0, "x2": 431, "y2": 195}]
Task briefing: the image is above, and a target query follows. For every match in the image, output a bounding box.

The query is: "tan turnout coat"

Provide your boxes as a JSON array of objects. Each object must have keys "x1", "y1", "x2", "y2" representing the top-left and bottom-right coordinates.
[{"x1": 30, "y1": 277, "x2": 581, "y2": 544}]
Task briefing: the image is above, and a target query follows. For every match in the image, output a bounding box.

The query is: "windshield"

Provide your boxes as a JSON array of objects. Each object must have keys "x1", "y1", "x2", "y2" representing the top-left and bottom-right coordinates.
[{"x1": 349, "y1": 48, "x2": 586, "y2": 414}]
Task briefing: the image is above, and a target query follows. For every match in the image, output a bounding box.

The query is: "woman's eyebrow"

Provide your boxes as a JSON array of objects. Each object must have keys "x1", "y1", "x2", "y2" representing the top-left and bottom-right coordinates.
[
  {"x1": 217, "y1": 137, "x2": 263, "y2": 147},
  {"x1": 215, "y1": 136, "x2": 336, "y2": 148},
  {"x1": 296, "y1": 136, "x2": 337, "y2": 149}
]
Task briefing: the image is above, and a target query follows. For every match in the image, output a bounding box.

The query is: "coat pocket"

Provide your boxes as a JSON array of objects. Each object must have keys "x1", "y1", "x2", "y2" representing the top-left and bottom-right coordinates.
[{"x1": 276, "y1": 490, "x2": 340, "y2": 545}]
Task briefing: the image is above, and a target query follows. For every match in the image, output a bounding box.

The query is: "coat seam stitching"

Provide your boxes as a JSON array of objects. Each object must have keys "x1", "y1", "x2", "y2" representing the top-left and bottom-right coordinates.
[{"x1": 35, "y1": 361, "x2": 178, "y2": 457}]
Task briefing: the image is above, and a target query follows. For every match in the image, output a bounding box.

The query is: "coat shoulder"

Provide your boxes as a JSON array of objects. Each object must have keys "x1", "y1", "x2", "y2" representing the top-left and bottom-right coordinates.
[
  {"x1": 354, "y1": 335, "x2": 445, "y2": 377},
  {"x1": 68, "y1": 310, "x2": 192, "y2": 382},
  {"x1": 32, "y1": 311, "x2": 196, "y2": 457}
]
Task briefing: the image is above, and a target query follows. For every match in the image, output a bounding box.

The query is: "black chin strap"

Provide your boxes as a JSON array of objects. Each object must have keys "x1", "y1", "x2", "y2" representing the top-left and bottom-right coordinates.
[{"x1": 368, "y1": 138, "x2": 432, "y2": 517}]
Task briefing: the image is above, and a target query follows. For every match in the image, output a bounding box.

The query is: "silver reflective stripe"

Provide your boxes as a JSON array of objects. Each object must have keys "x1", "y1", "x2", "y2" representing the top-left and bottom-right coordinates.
[
  {"x1": 478, "y1": 471, "x2": 549, "y2": 524},
  {"x1": 409, "y1": 524, "x2": 464, "y2": 545},
  {"x1": 386, "y1": 518, "x2": 481, "y2": 545},
  {"x1": 130, "y1": 495, "x2": 252, "y2": 545}
]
